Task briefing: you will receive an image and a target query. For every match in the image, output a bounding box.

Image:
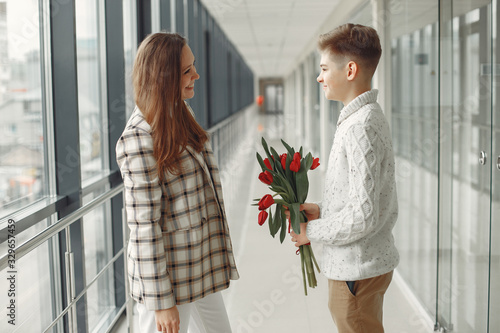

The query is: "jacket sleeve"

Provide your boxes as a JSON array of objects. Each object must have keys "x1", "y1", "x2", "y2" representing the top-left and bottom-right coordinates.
[
  {"x1": 306, "y1": 124, "x2": 383, "y2": 246},
  {"x1": 116, "y1": 127, "x2": 176, "y2": 310}
]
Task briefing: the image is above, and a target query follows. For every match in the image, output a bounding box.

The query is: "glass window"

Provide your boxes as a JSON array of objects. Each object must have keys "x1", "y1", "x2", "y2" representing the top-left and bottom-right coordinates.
[
  {"x1": 82, "y1": 190, "x2": 115, "y2": 332},
  {"x1": 440, "y1": 4, "x2": 491, "y2": 331},
  {"x1": 86, "y1": 269, "x2": 115, "y2": 331},
  {"x1": 264, "y1": 84, "x2": 284, "y2": 113},
  {"x1": 0, "y1": 0, "x2": 47, "y2": 218},
  {"x1": 490, "y1": 4, "x2": 500, "y2": 330},
  {"x1": 0, "y1": 231, "x2": 60, "y2": 332},
  {"x1": 123, "y1": 0, "x2": 137, "y2": 119},
  {"x1": 310, "y1": 53, "x2": 320, "y2": 152},
  {"x1": 75, "y1": 0, "x2": 107, "y2": 183},
  {"x1": 389, "y1": 0, "x2": 439, "y2": 321}
]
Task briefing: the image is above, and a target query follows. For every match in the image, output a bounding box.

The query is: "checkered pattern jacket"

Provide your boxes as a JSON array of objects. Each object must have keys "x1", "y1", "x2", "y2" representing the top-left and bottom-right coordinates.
[{"x1": 116, "y1": 107, "x2": 239, "y2": 310}]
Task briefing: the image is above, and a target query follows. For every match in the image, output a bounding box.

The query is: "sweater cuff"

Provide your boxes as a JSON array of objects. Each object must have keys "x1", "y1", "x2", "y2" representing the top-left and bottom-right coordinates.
[{"x1": 305, "y1": 218, "x2": 322, "y2": 243}]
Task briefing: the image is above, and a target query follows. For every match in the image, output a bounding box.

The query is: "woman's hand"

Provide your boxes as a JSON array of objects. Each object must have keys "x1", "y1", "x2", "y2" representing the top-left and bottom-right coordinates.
[
  {"x1": 155, "y1": 306, "x2": 180, "y2": 333},
  {"x1": 290, "y1": 222, "x2": 310, "y2": 247}
]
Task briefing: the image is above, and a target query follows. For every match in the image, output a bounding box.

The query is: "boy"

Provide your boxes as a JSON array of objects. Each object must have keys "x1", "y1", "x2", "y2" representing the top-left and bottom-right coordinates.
[{"x1": 290, "y1": 24, "x2": 399, "y2": 333}]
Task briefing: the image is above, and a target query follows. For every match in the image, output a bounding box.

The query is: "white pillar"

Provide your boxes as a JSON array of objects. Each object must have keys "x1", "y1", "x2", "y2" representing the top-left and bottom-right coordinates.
[
  {"x1": 371, "y1": 0, "x2": 392, "y2": 129},
  {"x1": 170, "y1": 0, "x2": 176, "y2": 32},
  {"x1": 320, "y1": 85, "x2": 329, "y2": 164},
  {"x1": 151, "y1": 0, "x2": 160, "y2": 32},
  {"x1": 295, "y1": 68, "x2": 303, "y2": 148},
  {"x1": 304, "y1": 57, "x2": 312, "y2": 149}
]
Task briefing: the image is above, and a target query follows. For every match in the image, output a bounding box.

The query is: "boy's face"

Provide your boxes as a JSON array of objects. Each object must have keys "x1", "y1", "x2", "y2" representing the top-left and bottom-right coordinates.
[{"x1": 317, "y1": 51, "x2": 348, "y2": 102}]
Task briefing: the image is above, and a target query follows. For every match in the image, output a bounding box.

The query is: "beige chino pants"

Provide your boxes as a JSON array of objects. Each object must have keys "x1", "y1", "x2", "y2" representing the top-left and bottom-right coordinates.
[{"x1": 328, "y1": 271, "x2": 393, "y2": 333}]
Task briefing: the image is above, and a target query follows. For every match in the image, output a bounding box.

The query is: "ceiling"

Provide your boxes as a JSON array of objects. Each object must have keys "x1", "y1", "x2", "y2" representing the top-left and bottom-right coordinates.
[
  {"x1": 200, "y1": 0, "x2": 342, "y2": 79},
  {"x1": 199, "y1": 0, "x2": 493, "y2": 79}
]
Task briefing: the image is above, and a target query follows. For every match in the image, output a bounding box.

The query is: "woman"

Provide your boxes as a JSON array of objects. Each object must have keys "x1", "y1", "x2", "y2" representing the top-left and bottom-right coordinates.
[{"x1": 116, "y1": 32, "x2": 239, "y2": 333}]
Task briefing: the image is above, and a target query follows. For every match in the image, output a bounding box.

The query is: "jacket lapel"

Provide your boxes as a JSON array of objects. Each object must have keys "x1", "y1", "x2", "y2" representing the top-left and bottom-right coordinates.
[
  {"x1": 185, "y1": 145, "x2": 226, "y2": 218},
  {"x1": 186, "y1": 146, "x2": 207, "y2": 175}
]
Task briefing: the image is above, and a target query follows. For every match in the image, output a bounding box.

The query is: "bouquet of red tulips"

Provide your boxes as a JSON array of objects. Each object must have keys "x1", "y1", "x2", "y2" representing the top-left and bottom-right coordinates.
[{"x1": 254, "y1": 137, "x2": 321, "y2": 295}]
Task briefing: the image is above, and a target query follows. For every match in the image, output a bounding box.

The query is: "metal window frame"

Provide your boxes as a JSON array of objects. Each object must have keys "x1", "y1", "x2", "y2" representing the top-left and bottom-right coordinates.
[
  {"x1": 137, "y1": 0, "x2": 152, "y2": 44},
  {"x1": 41, "y1": 0, "x2": 64, "y2": 327},
  {"x1": 104, "y1": 0, "x2": 128, "y2": 316},
  {"x1": 0, "y1": 184, "x2": 126, "y2": 332},
  {"x1": 99, "y1": 0, "x2": 111, "y2": 173},
  {"x1": 48, "y1": 0, "x2": 86, "y2": 331}
]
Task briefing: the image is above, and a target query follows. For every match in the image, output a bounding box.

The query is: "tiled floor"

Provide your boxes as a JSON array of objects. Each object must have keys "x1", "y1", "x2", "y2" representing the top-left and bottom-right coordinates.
[{"x1": 113, "y1": 113, "x2": 435, "y2": 333}]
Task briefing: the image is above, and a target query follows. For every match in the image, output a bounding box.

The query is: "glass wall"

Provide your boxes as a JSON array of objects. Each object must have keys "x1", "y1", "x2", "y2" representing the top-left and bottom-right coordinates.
[
  {"x1": 0, "y1": 1, "x2": 58, "y2": 331},
  {"x1": 201, "y1": 9, "x2": 253, "y2": 127},
  {"x1": 76, "y1": 0, "x2": 107, "y2": 183},
  {"x1": 439, "y1": 1, "x2": 494, "y2": 331},
  {"x1": 490, "y1": 3, "x2": 500, "y2": 331},
  {"x1": 390, "y1": 4, "x2": 440, "y2": 319},
  {"x1": 264, "y1": 84, "x2": 284, "y2": 113},
  {"x1": 384, "y1": 0, "x2": 497, "y2": 331},
  {"x1": 123, "y1": 0, "x2": 137, "y2": 120},
  {"x1": 0, "y1": 223, "x2": 61, "y2": 332},
  {"x1": 309, "y1": 53, "x2": 321, "y2": 153},
  {"x1": 0, "y1": 0, "x2": 47, "y2": 217},
  {"x1": 82, "y1": 191, "x2": 115, "y2": 332}
]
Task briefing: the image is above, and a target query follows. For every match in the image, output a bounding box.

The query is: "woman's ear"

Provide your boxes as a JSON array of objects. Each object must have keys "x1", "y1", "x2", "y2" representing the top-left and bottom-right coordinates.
[{"x1": 346, "y1": 61, "x2": 358, "y2": 81}]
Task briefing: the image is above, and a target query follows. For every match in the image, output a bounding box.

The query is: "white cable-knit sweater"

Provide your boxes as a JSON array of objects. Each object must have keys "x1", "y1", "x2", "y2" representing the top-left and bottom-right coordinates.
[{"x1": 306, "y1": 90, "x2": 399, "y2": 281}]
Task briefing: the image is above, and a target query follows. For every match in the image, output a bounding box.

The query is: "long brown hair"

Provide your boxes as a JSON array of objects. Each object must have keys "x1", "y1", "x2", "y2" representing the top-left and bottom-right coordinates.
[{"x1": 133, "y1": 32, "x2": 208, "y2": 180}]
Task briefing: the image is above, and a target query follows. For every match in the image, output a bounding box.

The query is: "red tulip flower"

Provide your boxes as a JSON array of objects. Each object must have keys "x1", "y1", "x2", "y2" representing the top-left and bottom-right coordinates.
[
  {"x1": 258, "y1": 210, "x2": 268, "y2": 226},
  {"x1": 280, "y1": 153, "x2": 287, "y2": 170},
  {"x1": 258, "y1": 194, "x2": 275, "y2": 210},
  {"x1": 311, "y1": 157, "x2": 320, "y2": 170},
  {"x1": 289, "y1": 152, "x2": 301, "y2": 172},
  {"x1": 264, "y1": 158, "x2": 272, "y2": 170},
  {"x1": 258, "y1": 170, "x2": 273, "y2": 185}
]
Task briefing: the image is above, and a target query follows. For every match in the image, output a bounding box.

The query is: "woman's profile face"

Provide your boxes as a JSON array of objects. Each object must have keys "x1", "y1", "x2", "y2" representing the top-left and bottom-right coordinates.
[{"x1": 180, "y1": 44, "x2": 200, "y2": 100}]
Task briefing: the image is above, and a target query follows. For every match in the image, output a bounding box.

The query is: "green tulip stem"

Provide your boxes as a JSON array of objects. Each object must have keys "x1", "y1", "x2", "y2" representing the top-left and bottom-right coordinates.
[
  {"x1": 309, "y1": 246, "x2": 320, "y2": 273},
  {"x1": 299, "y1": 245, "x2": 307, "y2": 296},
  {"x1": 300, "y1": 210, "x2": 308, "y2": 223},
  {"x1": 303, "y1": 245, "x2": 316, "y2": 288}
]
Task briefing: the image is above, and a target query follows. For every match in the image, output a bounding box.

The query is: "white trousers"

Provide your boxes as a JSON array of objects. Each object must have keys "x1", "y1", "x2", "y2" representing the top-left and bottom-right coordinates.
[{"x1": 136, "y1": 292, "x2": 232, "y2": 333}]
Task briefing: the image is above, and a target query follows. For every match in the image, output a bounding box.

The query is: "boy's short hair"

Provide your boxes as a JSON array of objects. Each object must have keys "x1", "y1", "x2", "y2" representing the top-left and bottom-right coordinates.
[{"x1": 318, "y1": 23, "x2": 381, "y2": 77}]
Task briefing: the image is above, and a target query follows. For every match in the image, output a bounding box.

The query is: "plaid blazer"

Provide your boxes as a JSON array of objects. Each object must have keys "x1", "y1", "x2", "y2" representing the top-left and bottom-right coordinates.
[{"x1": 116, "y1": 107, "x2": 239, "y2": 311}]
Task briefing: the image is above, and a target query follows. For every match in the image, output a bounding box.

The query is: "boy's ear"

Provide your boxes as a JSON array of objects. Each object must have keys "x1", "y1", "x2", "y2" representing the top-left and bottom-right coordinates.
[{"x1": 346, "y1": 61, "x2": 358, "y2": 81}]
